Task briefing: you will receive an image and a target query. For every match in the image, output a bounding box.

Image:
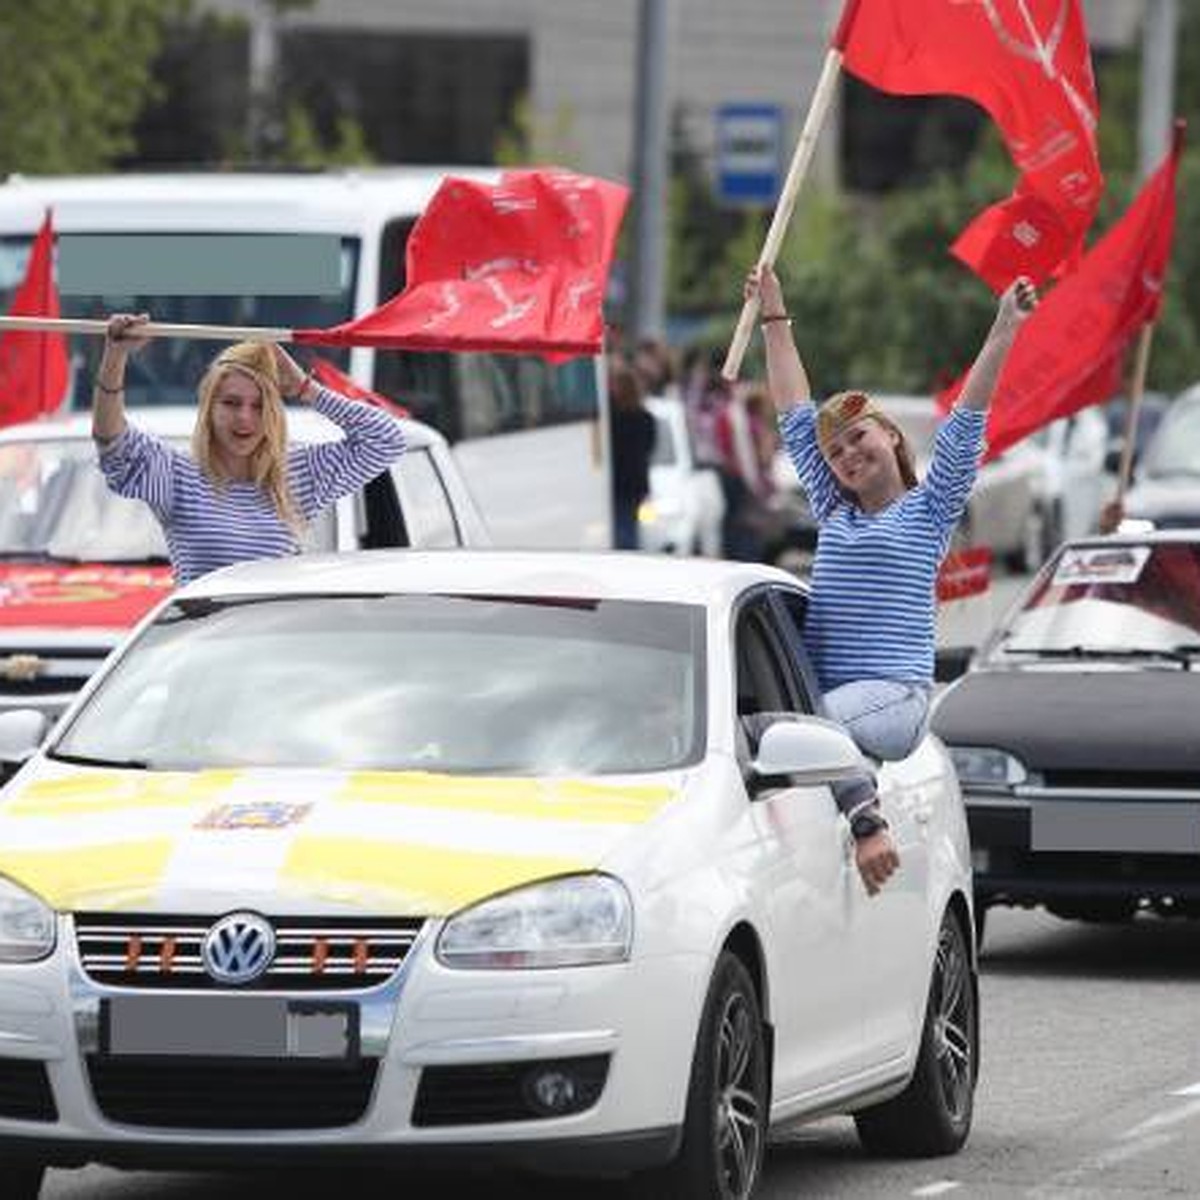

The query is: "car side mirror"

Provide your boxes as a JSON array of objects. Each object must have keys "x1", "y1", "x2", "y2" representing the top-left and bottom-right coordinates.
[
  {"x1": 751, "y1": 717, "x2": 865, "y2": 785},
  {"x1": 0, "y1": 709, "x2": 48, "y2": 781}
]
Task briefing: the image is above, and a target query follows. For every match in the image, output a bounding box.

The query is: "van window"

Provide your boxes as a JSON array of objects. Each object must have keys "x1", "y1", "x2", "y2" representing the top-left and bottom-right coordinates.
[
  {"x1": 394, "y1": 450, "x2": 460, "y2": 547},
  {"x1": 0, "y1": 234, "x2": 359, "y2": 410}
]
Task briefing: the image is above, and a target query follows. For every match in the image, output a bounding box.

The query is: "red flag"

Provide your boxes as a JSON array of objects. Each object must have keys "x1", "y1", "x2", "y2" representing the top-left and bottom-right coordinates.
[
  {"x1": 0, "y1": 209, "x2": 69, "y2": 427},
  {"x1": 936, "y1": 125, "x2": 1183, "y2": 460},
  {"x1": 307, "y1": 356, "x2": 410, "y2": 418},
  {"x1": 836, "y1": 0, "x2": 1102, "y2": 291},
  {"x1": 295, "y1": 168, "x2": 629, "y2": 361}
]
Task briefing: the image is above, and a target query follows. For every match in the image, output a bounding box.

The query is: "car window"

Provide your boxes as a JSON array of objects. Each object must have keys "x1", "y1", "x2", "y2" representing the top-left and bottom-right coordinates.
[
  {"x1": 650, "y1": 411, "x2": 678, "y2": 466},
  {"x1": 55, "y1": 594, "x2": 708, "y2": 775},
  {"x1": 735, "y1": 599, "x2": 796, "y2": 716},
  {"x1": 394, "y1": 449, "x2": 461, "y2": 547},
  {"x1": 767, "y1": 587, "x2": 820, "y2": 713}
]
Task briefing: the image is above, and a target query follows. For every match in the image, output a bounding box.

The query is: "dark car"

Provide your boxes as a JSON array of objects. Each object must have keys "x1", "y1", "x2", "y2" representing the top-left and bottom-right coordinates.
[{"x1": 932, "y1": 532, "x2": 1200, "y2": 941}]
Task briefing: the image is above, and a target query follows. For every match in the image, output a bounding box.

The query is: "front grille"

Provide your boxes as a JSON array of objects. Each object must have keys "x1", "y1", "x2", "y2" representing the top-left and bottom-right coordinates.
[
  {"x1": 87, "y1": 1056, "x2": 377, "y2": 1129},
  {"x1": 413, "y1": 1056, "x2": 609, "y2": 1126},
  {"x1": 0, "y1": 1057, "x2": 57, "y2": 1122},
  {"x1": 75, "y1": 914, "x2": 424, "y2": 991}
]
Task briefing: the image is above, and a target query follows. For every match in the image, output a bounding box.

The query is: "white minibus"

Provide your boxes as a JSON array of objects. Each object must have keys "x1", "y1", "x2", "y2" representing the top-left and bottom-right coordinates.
[{"x1": 0, "y1": 168, "x2": 611, "y2": 549}]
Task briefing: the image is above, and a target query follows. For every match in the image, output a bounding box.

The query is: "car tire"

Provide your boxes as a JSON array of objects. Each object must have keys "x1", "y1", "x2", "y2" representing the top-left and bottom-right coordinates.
[
  {"x1": 972, "y1": 902, "x2": 987, "y2": 954},
  {"x1": 636, "y1": 952, "x2": 768, "y2": 1200},
  {"x1": 4, "y1": 1162, "x2": 46, "y2": 1198},
  {"x1": 854, "y1": 911, "x2": 977, "y2": 1158}
]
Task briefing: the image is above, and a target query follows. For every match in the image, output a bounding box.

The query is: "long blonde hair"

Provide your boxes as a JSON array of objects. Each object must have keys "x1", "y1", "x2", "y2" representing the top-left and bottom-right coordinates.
[{"x1": 192, "y1": 341, "x2": 302, "y2": 532}]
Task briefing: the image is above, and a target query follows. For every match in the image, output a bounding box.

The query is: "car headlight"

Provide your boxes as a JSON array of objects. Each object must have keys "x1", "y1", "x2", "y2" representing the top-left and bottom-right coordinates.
[
  {"x1": 436, "y1": 874, "x2": 632, "y2": 970},
  {"x1": 948, "y1": 745, "x2": 1028, "y2": 789},
  {"x1": 0, "y1": 876, "x2": 56, "y2": 963}
]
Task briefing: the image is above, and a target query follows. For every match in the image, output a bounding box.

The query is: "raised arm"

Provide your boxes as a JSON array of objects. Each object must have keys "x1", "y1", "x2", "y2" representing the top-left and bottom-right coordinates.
[
  {"x1": 92, "y1": 313, "x2": 150, "y2": 443},
  {"x1": 745, "y1": 265, "x2": 812, "y2": 413},
  {"x1": 957, "y1": 277, "x2": 1037, "y2": 411}
]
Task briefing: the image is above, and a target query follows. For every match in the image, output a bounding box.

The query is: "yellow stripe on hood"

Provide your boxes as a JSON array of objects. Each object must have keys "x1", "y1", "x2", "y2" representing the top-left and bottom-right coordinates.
[
  {"x1": 281, "y1": 836, "x2": 586, "y2": 914},
  {"x1": 0, "y1": 840, "x2": 176, "y2": 911},
  {"x1": 339, "y1": 771, "x2": 674, "y2": 824}
]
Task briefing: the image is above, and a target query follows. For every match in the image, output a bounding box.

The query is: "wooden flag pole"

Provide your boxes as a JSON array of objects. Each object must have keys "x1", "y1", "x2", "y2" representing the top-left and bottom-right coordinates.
[
  {"x1": 720, "y1": 45, "x2": 847, "y2": 382},
  {"x1": 1114, "y1": 321, "x2": 1156, "y2": 503},
  {"x1": 0, "y1": 315, "x2": 296, "y2": 343}
]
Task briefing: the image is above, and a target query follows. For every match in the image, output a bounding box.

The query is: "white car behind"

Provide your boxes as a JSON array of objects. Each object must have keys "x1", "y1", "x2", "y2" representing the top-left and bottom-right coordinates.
[{"x1": 638, "y1": 395, "x2": 725, "y2": 556}]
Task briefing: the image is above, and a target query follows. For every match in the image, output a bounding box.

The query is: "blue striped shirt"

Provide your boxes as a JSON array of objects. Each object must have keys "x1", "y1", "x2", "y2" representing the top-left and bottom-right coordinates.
[
  {"x1": 779, "y1": 403, "x2": 985, "y2": 690},
  {"x1": 98, "y1": 387, "x2": 406, "y2": 585}
]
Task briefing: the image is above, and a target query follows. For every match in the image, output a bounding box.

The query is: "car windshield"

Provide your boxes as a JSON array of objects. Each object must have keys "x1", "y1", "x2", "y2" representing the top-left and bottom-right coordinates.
[
  {"x1": 994, "y1": 543, "x2": 1200, "y2": 659},
  {"x1": 0, "y1": 438, "x2": 335, "y2": 563},
  {"x1": 54, "y1": 594, "x2": 707, "y2": 774},
  {"x1": 650, "y1": 410, "x2": 679, "y2": 466},
  {"x1": 1141, "y1": 399, "x2": 1200, "y2": 478}
]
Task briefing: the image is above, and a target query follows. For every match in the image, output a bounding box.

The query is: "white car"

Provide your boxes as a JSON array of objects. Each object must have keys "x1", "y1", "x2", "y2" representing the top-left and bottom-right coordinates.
[
  {"x1": 0, "y1": 407, "x2": 488, "y2": 721},
  {"x1": 0, "y1": 551, "x2": 978, "y2": 1199},
  {"x1": 638, "y1": 395, "x2": 725, "y2": 556}
]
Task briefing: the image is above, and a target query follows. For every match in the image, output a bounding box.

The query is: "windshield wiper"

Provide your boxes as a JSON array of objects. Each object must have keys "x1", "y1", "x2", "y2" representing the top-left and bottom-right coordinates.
[
  {"x1": 1003, "y1": 644, "x2": 1200, "y2": 667},
  {"x1": 50, "y1": 751, "x2": 150, "y2": 770}
]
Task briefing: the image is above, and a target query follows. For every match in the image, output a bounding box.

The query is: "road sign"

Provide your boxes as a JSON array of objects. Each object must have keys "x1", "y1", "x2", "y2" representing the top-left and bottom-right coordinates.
[{"x1": 715, "y1": 104, "x2": 785, "y2": 207}]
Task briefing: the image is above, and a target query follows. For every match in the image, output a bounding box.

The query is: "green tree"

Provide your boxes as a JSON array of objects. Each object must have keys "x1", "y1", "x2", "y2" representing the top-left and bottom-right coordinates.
[{"x1": 0, "y1": 0, "x2": 182, "y2": 175}]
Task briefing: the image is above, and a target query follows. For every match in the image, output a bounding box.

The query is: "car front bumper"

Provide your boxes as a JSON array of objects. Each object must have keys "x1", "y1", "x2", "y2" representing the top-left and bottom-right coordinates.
[
  {"x1": 967, "y1": 792, "x2": 1200, "y2": 908},
  {"x1": 0, "y1": 916, "x2": 709, "y2": 1174}
]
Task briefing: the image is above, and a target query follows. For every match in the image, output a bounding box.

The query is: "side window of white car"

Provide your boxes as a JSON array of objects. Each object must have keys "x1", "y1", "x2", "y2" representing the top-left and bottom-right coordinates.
[{"x1": 393, "y1": 450, "x2": 461, "y2": 548}]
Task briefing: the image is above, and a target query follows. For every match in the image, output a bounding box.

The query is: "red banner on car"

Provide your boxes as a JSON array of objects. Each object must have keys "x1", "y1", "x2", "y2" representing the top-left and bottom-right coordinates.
[{"x1": 0, "y1": 564, "x2": 174, "y2": 628}]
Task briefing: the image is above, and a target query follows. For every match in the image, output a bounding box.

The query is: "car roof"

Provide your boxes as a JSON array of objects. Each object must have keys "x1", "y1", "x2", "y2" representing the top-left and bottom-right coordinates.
[
  {"x1": 0, "y1": 406, "x2": 441, "y2": 449},
  {"x1": 174, "y1": 549, "x2": 804, "y2": 609},
  {"x1": 0, "y1": 167, "x2": 501, "y2": 234}
]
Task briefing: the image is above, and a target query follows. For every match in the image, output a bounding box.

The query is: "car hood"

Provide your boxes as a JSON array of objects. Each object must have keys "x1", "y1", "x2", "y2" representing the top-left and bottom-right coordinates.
[
  {"x1": 0, "y1": 563, "x2": 173, "y2": 630},
  {"x1": 0, "y1": 760, "x2": 683, "y2": 915},
  {"x1": 932, "y1": 666, "x2": 1200, "y2": 771}
]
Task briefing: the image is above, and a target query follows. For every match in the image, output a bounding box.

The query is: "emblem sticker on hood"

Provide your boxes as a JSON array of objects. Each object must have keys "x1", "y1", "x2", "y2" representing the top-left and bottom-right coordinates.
[{"x1": 196, "y1": 802, "x2": 313, "y2": 831}]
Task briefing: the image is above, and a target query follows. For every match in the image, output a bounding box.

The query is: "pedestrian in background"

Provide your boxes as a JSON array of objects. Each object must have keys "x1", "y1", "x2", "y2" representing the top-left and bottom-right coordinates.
[
  {"x1": 93, "y1": 313, "x2": 406, "y2": 585},
  {"x1": 607, "y1": 358, "x2": 657, "y2": 550},
  {"x1": 746, "y1": 263, "x2": 1035, "y2": 895}
]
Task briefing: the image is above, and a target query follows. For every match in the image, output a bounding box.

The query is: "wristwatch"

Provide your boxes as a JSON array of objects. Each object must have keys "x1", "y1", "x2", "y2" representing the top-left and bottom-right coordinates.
[{"x1": 850, "y1": 809, "x2": 890, "y2": 841}]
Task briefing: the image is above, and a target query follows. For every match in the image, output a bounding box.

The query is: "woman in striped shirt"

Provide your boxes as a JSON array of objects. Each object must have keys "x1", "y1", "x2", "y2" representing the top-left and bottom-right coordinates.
[
  {"x1": 93, "y1": 313, "x2": 407, "y2": 586},
  {"x1": 747, "y1": 265, "x2": 1036, "y2": 894}
]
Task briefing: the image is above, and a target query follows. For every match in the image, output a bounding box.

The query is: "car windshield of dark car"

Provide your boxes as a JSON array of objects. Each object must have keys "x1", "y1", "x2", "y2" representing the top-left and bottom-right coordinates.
[
  {"x1": 1141, "y1": 400, "x2": 1200, "y2": 479},
  {"x1": 0, "y1": 439, "x2": 169, "y2": 562},
  {"x1": 53, "y1": 594, "x2": 707, "y2": 775},
  {"x1": 995, "y1": 543, "x2": 1200, "y2": 660}
]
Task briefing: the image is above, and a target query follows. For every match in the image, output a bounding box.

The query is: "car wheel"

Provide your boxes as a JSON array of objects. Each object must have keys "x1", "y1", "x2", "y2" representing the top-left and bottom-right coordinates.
[
  {"x1": 854, "y1": 911, "x2": 977, "y2": 1158},
  {"x1": 638, "y1": 952, "x2": 768, "y2": 1200},
  {"x1": 3, "y1": 1162, "x2": 46, "y2": 1198}
]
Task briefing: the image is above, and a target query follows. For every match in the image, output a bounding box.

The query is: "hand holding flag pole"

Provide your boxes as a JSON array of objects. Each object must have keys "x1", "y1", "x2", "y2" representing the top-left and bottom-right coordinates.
[{"x1": 721, "y1": 0, "x2": 864, "y2": 383}]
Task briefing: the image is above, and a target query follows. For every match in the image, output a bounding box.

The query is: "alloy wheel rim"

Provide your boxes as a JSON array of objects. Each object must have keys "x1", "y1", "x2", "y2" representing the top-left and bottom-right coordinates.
[
  {"x1": 931, "y1": 924, "x2": 974, "y2": 1122},
  {"x1": 715, "y1": 990, "x2": 764, "y2": 1199}
]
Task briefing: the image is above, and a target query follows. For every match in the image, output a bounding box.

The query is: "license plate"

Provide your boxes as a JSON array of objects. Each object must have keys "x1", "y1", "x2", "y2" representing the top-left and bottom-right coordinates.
[
  {"x1": 102, "y1": 996, "x2": 359, "y2": 1060},
  {"x1": 1031, "y1": 801, "x2": 1200, "y2": 853}
]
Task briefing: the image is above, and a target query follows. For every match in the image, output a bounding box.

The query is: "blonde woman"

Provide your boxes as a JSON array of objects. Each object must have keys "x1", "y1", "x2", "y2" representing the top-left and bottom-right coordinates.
[{"x1": 93, "y1": 313, "x2": 406, "y2": 585}]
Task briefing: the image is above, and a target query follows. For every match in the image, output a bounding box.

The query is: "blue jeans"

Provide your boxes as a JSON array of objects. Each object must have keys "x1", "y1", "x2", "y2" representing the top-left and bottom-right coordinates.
[{"x1": 822, "y1": 680, "x2": 932, "y2": 818}]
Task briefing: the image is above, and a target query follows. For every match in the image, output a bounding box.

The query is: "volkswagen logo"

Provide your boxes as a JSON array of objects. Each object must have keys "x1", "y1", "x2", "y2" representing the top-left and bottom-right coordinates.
[{"x1": 201, "y1": 912, "x2": 276, "y2": 985}]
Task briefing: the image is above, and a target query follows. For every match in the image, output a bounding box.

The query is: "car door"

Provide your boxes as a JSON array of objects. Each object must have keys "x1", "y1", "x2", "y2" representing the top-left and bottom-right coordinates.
[
  {"x1": 770, "y1": 585, "x2": 932, "y2": 1066},
  {"x1": 731, "y1": 591, "x2": 870, "y2": 1097}
]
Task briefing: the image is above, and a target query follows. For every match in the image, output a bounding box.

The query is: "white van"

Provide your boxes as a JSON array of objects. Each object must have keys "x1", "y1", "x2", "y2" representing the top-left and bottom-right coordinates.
[{"x1": 0, "y1": 168, "x2": 611, "y2": 550}]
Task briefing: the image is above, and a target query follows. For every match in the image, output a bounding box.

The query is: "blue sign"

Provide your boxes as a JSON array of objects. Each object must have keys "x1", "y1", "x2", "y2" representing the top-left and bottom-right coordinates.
[{"x1": 715, "y1": 104, "x2": 785, "y2": 207}]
